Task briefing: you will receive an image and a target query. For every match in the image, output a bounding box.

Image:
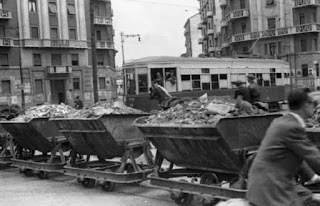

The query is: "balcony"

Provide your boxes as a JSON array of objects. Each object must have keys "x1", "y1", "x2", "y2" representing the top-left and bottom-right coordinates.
[
  {"x1": 0, "y1": 38, "x2": 13, "y2": 47},
  {"x1": 96, "y1": 41, "x2": 114, "y2": 49},
  {"x1": 202, "y1": 17, "x2": 208, "y2": 24},
  {"x1": 229, "y1": 23, "x2": 320, "y2": 44},
  {"x1": 94, "y1": 16, "x2": 112, "y2": 25},
  {"x1": 207, "y1": 29, "x2": 214, "y2": 35},
  {"x1": 198, "y1": 38, "x2": 204, "y2": 44},
  {"x1": 23, "y1": 39, "x2": 87, "y2": 48},
  {"x1": 225, "y1": 9, "x2": 250, "y2": 23},
  {"x1": 198, "y1": 23, "x2": 203, "y2": 30},
  {"x1": 207, "y1": 11, "x2": 213, "y2": 17},
  {"x1": 208, "y1": 46, "x2": 221, "y2": 53},
  {"x1": 221, "y1": 19, "x2": 228, "y2": 27},
  {"x1": 219, "y1": 0, "x2": 227, "y2": 7},
  {"x1": 46, "y1": 66, "x2": 72, "y2": 78},
  {"x1": 0, "y1": 9, "x2": 12, "y2": 19},
  {"x1": 294, "y1": 0, "x2": 320, "y2": 7}
]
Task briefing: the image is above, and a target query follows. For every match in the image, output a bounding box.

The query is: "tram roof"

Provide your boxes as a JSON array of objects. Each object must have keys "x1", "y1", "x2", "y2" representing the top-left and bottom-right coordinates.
[{"x1": 123, "y1": 56, "x2": 289, "y2": 67}]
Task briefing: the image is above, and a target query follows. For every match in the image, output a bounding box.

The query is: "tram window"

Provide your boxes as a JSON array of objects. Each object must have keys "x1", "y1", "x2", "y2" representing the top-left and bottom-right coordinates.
[
  {"x1": 270, "y1": 73, "x2": 276, "y2": 86},
  {"x1": 126, "y1": 72, "x2": 136, "y2": 95},
  {"x1": 211, "y1": 74, "x2": 219, "y2": 89},
  {"x1": 264, "y1": 80, "x2": 270, "y2": 87},
  {"x1": 202, "y1": 83, "x2": 210, "y2": 90},
  {"x1": 138, "y1": 74, "x2": 148, "y2": 93},
  {"x1": 201, "y1": 68, "x2": 210, "y2": 73},
  {"x1": 192, "y1": 75, "x2": 201, "y2": 90},
  {"x1": 276, "y1": 73, "x2": 282, "y2": 78},
  {"x1": 181, "y1": 75, "x2": 191, "y2": 81},
  {"x1": 220, "y1": 74, "x2": 227, "y2": 80}
]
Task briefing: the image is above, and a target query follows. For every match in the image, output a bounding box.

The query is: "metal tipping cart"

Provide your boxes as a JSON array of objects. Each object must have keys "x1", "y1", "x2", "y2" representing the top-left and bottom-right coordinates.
[
  {"x1": 0, "y1": 117, "x2": 69, "y2": 179},
  {"x1": 133, "y1": 114, "x2": 282, "y2": 205},
  {"x1": 51, "y1": 114, "x2": 154, "y2": 191}
]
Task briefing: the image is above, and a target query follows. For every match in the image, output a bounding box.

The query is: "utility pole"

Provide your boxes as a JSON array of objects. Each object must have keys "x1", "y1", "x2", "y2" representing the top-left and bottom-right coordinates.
[
  {"x1": 120, "y1": 32, "x2": 141, "y2": 65},
  {"x1": 90, "y1": 0, "x2": 99, "y2": 103}
]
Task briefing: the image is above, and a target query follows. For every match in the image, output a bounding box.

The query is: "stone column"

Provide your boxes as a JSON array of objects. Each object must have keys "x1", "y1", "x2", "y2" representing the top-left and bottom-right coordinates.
[
  {"x1": 59, "y1": 0, "x2": 69, "y2": 39},
  {"x1": 40, "y1": 0, "x2": 50, "y2": 39}
]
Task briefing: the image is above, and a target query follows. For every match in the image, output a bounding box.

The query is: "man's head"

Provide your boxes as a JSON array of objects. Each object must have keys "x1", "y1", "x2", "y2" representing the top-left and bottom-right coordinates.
[
  {"x1": 288, "y1": 88, "x2": 317, "y2": 119},
  {"x1": 76, "y1": 96, "x2": 80, "y2": 100},
  {"x1": 247, "y1": 74, "x2": 255, "y2": 83}
]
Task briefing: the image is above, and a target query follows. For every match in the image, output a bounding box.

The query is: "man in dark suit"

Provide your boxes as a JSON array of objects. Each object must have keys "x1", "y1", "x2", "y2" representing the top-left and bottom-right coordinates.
[{"x1": 247, "y1": 88, "x2": 320, "y2": 206}]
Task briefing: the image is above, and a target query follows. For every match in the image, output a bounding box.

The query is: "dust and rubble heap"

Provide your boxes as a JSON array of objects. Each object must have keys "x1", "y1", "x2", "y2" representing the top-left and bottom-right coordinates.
[
  {"x1": 142, "y1": 94, "x2": 266, "y2": 125},
  {"x1": 10, "y1": 101, "x2": 146, "y2": 121},
  {"x1": 66, "y1": 101, "x2": 147, "y2": 118},
  {"x1": 11, "y1": 103, "x2": 75, "y2": 122}
]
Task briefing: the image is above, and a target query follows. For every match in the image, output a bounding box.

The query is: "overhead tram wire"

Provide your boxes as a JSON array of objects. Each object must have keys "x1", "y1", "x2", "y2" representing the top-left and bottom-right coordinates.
[{"x1": 128, "y1": 0, "x2": 198, "y2": 9}]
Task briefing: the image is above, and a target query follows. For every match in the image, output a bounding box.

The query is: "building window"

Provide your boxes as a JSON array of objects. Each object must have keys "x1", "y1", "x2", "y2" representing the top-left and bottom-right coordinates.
[
  {"x1": 301, "y1": 39, "x2": 307, "y2": 52},
  {"x1": 35, "y1": 79, "x2": 43, "y2": 93},
  {"x1": 1, "y1": 80, "x2": 11, "y2": 94},
  {"x1": 240, "y1": 0, "x2": 246, "y2": 9},
  {"x1": 96, "y1": 31, "x2": 101, "y2": 41},
  {"x1": 51, "y1": 54, "x2": 62, "y2": 66},
  {"x1": 266, "y1": 0, "x2": 274, "y2": 6},
  {"x1": 314, "y1": 39, "x2": 318, "y2": 51},
  {"x1": 69, "y1": 29, "x2": 77, "y2": 40},
  {"x1": 29, "y1": 0, "x2": 37, "y2": 13},
  {"x1": 48, "y1": 2, "x2": 57, "y2": 14},
  {"x1": 71, "y1": 54, "x2": 79, "y2": 66},
  {"x1": 67, "y1": 4, "x2": 76, "y2": 15},
  {"x1": 313, "y1": 13, "x2": 317, "y2": 23},
  {"x1": 33, "y1": 53, "x2": 41, "y2": 66},
  {"x1": 201, "y1": 68, "x2": 210, "y2": 73},
  {"x1": 50, "y1": 28, "x2": 58, "y2": 39},
  {"x1": 99, "y1": 77, "x2": 106, "y2": 89},
  {"x1": 241, "y1": 23, "x2": 246, "y2": 33},
  {"x1": 97, "y1": 54, "x2": 104, "y2": 65},
  {"x1": 267, "y1": 18, "x2": 276, "y2": 29},
  {"x1": 220, "y1": 74, "x2": 227, "y2": 80},
  {"x1": 0, "y1": 25, "x2": 4, "y2": 38},
  {"x1": 94, "y1": 6, "x2": 100, "y2": 16},
  {"x1": 138, "y1": 74, "x2": 148, "y2": 93},
  {"x1": 269, "y1": 43, "x2": 277, "y2": 56},
  {"x1": 73, "y1": 78, "x2": 80, "y2": 90},
  {"x1": 0, "y1": 54, "x2": 9, "y2": 66},
  {"x1": 299, "y1": 13, "x2": 305, "y2": 24},
  {"x1": 302, "y1": 64, "x2": 309, "y2": 77},
  {"x1": 31, "y1": 27, "x2": 39, "y2": 39}
]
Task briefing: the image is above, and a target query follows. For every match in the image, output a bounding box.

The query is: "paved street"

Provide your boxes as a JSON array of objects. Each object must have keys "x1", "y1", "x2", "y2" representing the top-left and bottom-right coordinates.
[{"x1": 0, "y1": 167, "x2": 178, "y2": 206}]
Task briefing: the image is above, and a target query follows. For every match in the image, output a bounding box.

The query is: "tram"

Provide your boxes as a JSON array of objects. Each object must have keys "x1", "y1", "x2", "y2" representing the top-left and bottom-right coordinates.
[{"x1": 123, "y1": 56, "x2": 291, "y2": 112}]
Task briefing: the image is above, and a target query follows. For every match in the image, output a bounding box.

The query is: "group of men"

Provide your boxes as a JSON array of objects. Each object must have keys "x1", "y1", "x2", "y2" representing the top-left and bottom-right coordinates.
[{"x1": 245, "y1": 86, "x2": 320, "y2": 205}]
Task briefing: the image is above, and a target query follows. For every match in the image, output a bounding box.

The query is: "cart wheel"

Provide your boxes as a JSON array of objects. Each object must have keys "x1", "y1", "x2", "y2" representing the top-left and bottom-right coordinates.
[
  {"x1": 37, "y1": 171, "x2": 49, "y2": 179},
  {"x1": 101, "y1": 181, "x2": 115, "y2": 192},
  {"x1": 171, "y1": 192, "x2": 193, "y2": 206},
  {"x1": 81, "y1": 178, "x2": 96, "y2": 188},
  {"x1": 170, "y1": 179, "x2": 193, "y2": 206},
  {"x1": 200, "y1": 173, "x2": 219, "y2": 185},
  {"x1": 23, "y1": 169, "x2": 34, "y2": 177}
]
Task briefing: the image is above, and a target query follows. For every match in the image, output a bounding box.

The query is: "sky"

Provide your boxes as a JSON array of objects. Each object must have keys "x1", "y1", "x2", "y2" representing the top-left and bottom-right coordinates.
[{"x1": 112, "y1": 0, "x2": 199, "y2": 67}]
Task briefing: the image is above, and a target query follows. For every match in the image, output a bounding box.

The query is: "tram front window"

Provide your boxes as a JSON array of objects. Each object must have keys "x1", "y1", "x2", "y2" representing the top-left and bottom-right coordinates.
[{"x1": 126, "y1": 72, "x2": 136, "y2": 95}]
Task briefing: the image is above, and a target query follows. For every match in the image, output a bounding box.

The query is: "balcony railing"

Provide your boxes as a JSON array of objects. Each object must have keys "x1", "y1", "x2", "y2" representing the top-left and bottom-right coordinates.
[
  {"x1": 294, "y1": 0, "x2": 320, "y2": 7},
  {"x1": 208, "y1": 46, "x2": 221, "y2": 52},
  {"x1": 225, "y1": 9, "x2": 249, "y2": 23},
  {"x1": 219, "y1": 0, "x2": 227, "y2": 7},
  {"x1": 229, "y1": 23, "x2": 320, "y2": 44},
  {"x1": 202, "y1": 17, "x2": 208, "y2": 24},
  {"x1": 96, "y1": 41, "x2": 114, "y2": 49},
  {"x1": 0, "y1": 38, "x2": 13, "y2": 47},
  {"x1": 198, "y1": 23, "x2": 203, "y2": 30},
  {"x1": 23, "y1": 39, "x2": 87, "y2": 48},
  {"x1": 47, "y1": 66, "x2": 72, "y2": 74},
  {"x1": 0, "y1": 9, "x2": 12, "y2": 19},
  {"x1": 94, "y1": 16, "x2": 112, "y2": 25},
  {"x1": 198, "y1": 38, "x2": 204, "y2": 44}
]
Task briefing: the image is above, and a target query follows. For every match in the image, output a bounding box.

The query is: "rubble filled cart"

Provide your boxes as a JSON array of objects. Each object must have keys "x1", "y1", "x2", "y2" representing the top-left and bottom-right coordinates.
[
  {"x1": 133, "y1": 114, "x2": 282, "y2": 205},
  {"x1": 51, "y1": 114, "x2": 154, "y2": 191},
  {"x1": 0, "y1": 117, "x2": 69, "y2": 178}
]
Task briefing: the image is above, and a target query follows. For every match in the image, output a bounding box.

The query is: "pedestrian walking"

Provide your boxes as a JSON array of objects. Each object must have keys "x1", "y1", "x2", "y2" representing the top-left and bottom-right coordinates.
[{"x1": 247, "y1": 88, "x2": 320, "y2": 206}]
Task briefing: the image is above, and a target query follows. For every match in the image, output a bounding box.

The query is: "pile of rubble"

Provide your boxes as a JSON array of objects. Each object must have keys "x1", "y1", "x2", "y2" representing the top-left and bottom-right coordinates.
[
  {"x1": 142, "y1": 94, "x2": 267, "y2": 125},
  {"x1": 11, "y1": 103, "x2": 75, "y2": 122},
  {"x1": 66, "y1": 101, "x2": 147, "y2": 118},
  {"x1": 307, "y1": 109, "x2": 320, "y2": 128}
]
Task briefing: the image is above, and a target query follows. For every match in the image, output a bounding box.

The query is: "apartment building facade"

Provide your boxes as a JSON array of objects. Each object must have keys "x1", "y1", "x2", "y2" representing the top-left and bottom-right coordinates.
[
  {"x1": 0, "y1": 0, "x2": 117, "y2": 108},
  {"x1": 198, "y1": 0, "x2": 320, "y2": 89},
  {"x1": 183, "y1": 13, "x2": 202, "y2": 57}
]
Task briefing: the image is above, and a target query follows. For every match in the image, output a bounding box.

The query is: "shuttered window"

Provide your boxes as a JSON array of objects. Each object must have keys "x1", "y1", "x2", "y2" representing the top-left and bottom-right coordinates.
[
  {"x1": 48, "y1": 3, "x2": 57, "y2": 14},
  {"x1": 0, "y1": 54, "x2": 9, "y2": 66},
  {"x1": 1, "y1": 80, "x2": 11, "y2": 94},
  {"x1": 99, "y1": 77, "x2": 106, "y2": 89},
  {"x1": 33, "y1": 53, "x2": 41, "y2": 66},
  {"x1": 35, "y1": 79, "x2": 43, "y2": 93},
  {"x1": 67, "y1": 4, "x2": 75, "y2": 15},
  {"x1": 31, "y1": 27, "x2": 39, "y2": 39},
  {"x1": 69, "y1": 29, "x2": 76, "y2": 40}
]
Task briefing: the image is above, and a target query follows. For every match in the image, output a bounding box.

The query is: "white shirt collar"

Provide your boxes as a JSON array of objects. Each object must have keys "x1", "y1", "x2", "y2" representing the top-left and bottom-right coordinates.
[{"x1": 290, "y1": 112, "x2": 306, "y2": 128}]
